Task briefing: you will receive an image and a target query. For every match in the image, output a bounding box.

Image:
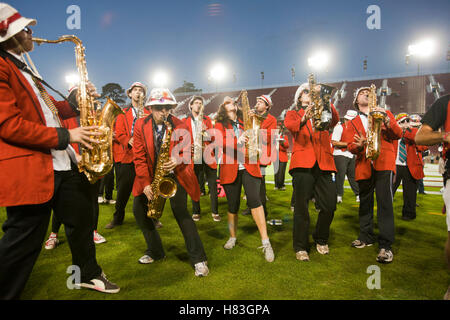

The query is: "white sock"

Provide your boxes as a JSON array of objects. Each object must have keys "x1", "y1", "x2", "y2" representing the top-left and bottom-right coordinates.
[
  {"x1": 262, "y1": 238, "x2": 270, "y2": 246},
  {"x1": 229, "y1": 237, "x2": 236, "y2": 242}
]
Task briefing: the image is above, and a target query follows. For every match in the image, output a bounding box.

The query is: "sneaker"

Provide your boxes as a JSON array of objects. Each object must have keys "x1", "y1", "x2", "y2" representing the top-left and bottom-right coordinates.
[
  {"x1": 295, "y1": 250, "x2": 309, "y2": 261},
  {"x1": 356, "y1": 195, "x2": 360, "y2": 202},
  {"x1": 281, "y1": 187, "x2": 286, "y2": 191},
  {"x1": 274, "y1": 187, "x2": 279, "y2": 190},
  {"x1": 105, "y1": 221, "x2": 117, "y2": 229},
  {"x1": 212, "y1": 213, "x2": 221, "y2": 222},
  {"x1": 77, "y1": 272, "x2": 120, "y2": 294},
  {"x1": 376, "y1": 248, "x2": 394, "y2": 264},
  {"x1": 192, "y1": 214, "x2": 200, "y2": 222},
  {"x1": 337, "y1": 196, "x2": 343, "y2": 203},
  {"x1": 138, "y1": 255, "x2": 154, "y2": 264},
  {"x1": 224, "y1": 237, "x2": 236, "y2": 250},
  {"x1": 98, "y1": 196, "x2": 105, "y2": 204},
  {"x1": 105, "y1": 199, "x2": 116, "y2": 205},
  {"x1": 351, "y1": 239, "x2": 374, "y2": 248},
  {"x1": 258, "y1": 243, "x2": 275, "y2": 262},
  {"x1": 242, "y1": 195, "x2": 247, "y2": 200},
  {"x1": 290, "y1": 206, "x2": 294, "y2": 212},
  {"x1": 316, "y1": 243, "x2": 329, "y2": 255},
  {"x1": 194, "y1": 261, "x2": 209, "y2": 277},
  {"x1": 241, "y1": 208, "x2": 251, "y2": 216},
  {"x1": 93, "y1": 231, "x2": 106, "y2": 244},
  {"x1": 154, "y1": 220, "x2": 163, "y2": 228},
  {"x1": 44, "y1": 233, "x2": 59, "y2": 250}
]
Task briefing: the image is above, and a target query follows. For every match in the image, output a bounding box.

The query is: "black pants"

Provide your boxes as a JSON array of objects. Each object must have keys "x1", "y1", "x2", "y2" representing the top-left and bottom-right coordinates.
[
  {"x1": 274, "y1": 161, "x2": 287, "y2": 189},
  {"x1": 357, "y1": 170, "x2": 395, "y2": 250},
  {"x1": 393, "y1": 165, "x2": 418, "y2": 219},
  {"x1": 0, "y1": 169, "x2": 102, "y2": 300},
  {"x1": 98, "y1": 163, "x2": 116, "y2": 200},
  {"x1": 192, "y1": 163, "x2": 218, "y2": 215},
  {"x1": 51, "y1": 179, "x2": 101, "y2": 232},
  {"x1": 291, "y1": 164, "x2": 336, "y2": 252},
  {"x1": 334, "y1": 155, "x2": 359, "y2": 197},
  {"x1": 223, "y1": 169, "x2": 262, "y2": 214},
  {"x1": 112, "y1": 162, "x2": 135, "y2": 224},
  {"x1": 133, "y1": 181, "x2": 207, "y2": 266}
]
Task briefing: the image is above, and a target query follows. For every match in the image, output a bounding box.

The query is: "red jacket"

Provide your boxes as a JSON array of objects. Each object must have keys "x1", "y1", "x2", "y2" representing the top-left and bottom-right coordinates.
[
  {"x1": 342, "y1": 110, "x2": 402, "y2": 181},
  {"x1": 63, "y1": 117, "x2": 80, "y2": 154},
  {"x1": 112, "y1": 120, "x2": 124, "y2": 163},
  {"x1": 115, "y1": 105, "x2": 151, "y2": 164},
  {"x1": 278, "y1": 134, "x2": 290, "y2": 163},
  {"x1": 393, "y1": 127, "x2": 428, "y2": 180},
  {"x1": 284, "y1": 104, "x2": 339, "y2": 172},
  {"x1": 183, "y1": 114, "x2": 217, "y2": 170},
  {"x1": 132, "y1": 114, "x2": 200, "y2": 202},
  {"x1": 0, "y1": 55, "x2": 77, "y2": 206},
  {"x1": 259, "y1": 113, "x2": 277, "y2": 166},
  {"x1": 214, "y1": 119, "x2": 262, "y2": 185}
]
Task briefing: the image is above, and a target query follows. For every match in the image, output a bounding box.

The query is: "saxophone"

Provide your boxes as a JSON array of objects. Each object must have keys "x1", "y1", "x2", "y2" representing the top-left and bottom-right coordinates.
[
  {"x1": 33, "y1": 35, "x2": 124, "y2": 183},
  {"x1": 147, "y1": 118, "x2": 177, "y2": 220},
  {"x1": 193, "y1": 103, "x2": 204, "y2": 164},
  {"x1": 365, "y1": 84, "x2": 386, "y2": 160},
  {"x1": 136, "y1": 93, "x2": 146, "y2": 119},
  {"x1": 239, "y1": 90, "x2": 266, "y2": 161},
  {"x1": 308, "y1": 73, "x2": 334, "y2": 131}
]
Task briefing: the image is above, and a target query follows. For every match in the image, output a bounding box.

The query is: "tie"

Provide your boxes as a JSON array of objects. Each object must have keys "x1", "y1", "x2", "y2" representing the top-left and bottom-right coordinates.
[
  {"x1": 155, "y1": 125, "x2": 164, "y2": 156},
  {"x1": 399, "y1": 140, "x2": 407, "y2": 163},
  {"x1": 231, "y1": 120, "x2": 240, "y2": 138},
  {"x1": 32, "y1": 77, "x2": 62, "y2": 126},
  {"x1": 131, "y1": 108, "x2": 138, "y2": 136}
]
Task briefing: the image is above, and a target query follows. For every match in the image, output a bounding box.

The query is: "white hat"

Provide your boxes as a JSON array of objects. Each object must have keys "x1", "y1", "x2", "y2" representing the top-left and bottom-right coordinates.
[
  {"x1": 146, "y1": 88, "x2": 177, "y2": 107},
  {"x1": 293, "y1": 82, "x2": 309, "y2": 106},
  {"x1": 0, "y1": 3, "x2": 36, "y2": 43},
  {"x1": 353, "y1": 87, "x2": 371, "y2": 110},
  {"x1": 257, "y1": 94, "x2": 272, "y2": 107},
  {"x1": 126, "y1": 82, "x2": 147, "y2": 98},
  {"x1": 344, "y1": 109, "x2": 358, "y2": 120}
]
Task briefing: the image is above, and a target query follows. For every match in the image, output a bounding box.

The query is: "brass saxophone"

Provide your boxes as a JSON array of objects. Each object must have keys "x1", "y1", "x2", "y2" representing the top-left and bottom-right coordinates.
[
  {"x1": 308, "y1": 73, "x2": 334, "y2": 131},
  {"x1": 33, "y1": 35, "x2": 124, "y2": 183},
  {"x1": 147, "y1": 118, "x2": 177, "y2": 220},
  {"x1": 366, "y1": 84, "x2": 386, "y2": 160},
  {"x1": 193, "y1": 103, "x2": 204, "y2": 164},
  {"x1": 136, "y1": 93, "x2": 146, "y2": 119},
  {"x1": 238, "y1": 90, "x2": 266, "y2": 161}
]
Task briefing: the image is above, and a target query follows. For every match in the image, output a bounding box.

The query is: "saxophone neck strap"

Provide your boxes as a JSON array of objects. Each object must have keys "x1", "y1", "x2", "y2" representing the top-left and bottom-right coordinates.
[{"x1": 0, "y1": 48, "x2": 70, "y2": 104}]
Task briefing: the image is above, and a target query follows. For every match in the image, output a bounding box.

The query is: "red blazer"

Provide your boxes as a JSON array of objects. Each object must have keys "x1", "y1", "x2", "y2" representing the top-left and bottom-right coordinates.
[
  {"x1": 214, "y1": 119, "x2": 262, "y2": 185},
  {"x1": 0, "y1": 56, "x2": 77, "y2": 206},
  {"x1": 259, "y1": 113, "x2": 277, "y2": 166},
  {"x1": 342, "y1": 110, "x2": 402, "y2": 181},
  {"x1": 278, "y1": 134, "x2": 290, "y2": 163},
  {"x1": 183, "y1": 114, "x2": 217, "y2": 170},
  {"x1": 115, "y1": 105, "x2": 151, "y2": 164},
  {"x1": 63, "y1": 117, "x2": 80, "y2": 154},
  {"x1": 132, "y1": 114, "x2": 200, "y2": 202},
  {"x1": 284, "y1": 104, "x2": 339, "y2": 172},
  {"x1": 112, "y1": 120, "x2": 124, "y2": 163},
  {"x1": 393, "y1": 127, "x2": 428, "y2": 180}
]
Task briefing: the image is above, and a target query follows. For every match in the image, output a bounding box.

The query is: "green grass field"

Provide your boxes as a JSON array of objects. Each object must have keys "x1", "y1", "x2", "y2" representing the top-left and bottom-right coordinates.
[{"x1": 0, "y1": 171, "x2": 449, "y2": 300}]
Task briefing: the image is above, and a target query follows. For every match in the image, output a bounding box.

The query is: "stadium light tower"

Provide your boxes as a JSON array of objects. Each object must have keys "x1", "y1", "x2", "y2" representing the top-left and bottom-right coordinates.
[
  {"x1": 407, "y1": 39, "x2": 436, "y2": 75},
  {"x1": 153, "y1": 71, "x2": 169, "y2": 87},
  {"x1": 308, "y1": 51, "x2": 330, "y2": 81},
  {"x1": 210, "y1": 63, "x2": 227, "y2": 92}
]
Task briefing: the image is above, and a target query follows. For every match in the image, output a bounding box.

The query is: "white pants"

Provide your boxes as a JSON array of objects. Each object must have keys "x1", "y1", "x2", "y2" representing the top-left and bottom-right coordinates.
[{"x1": 442, "y1": 180, "x2": 450, "y2": 231}]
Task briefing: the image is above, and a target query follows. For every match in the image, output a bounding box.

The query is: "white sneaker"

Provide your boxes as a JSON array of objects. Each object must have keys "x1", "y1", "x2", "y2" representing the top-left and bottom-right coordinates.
[
  {"x1": 194, "y1": 261, "x2": 209, "y2": 277},
  {"x1": 192, "y1": 214, "x2": 200, "y2": 221},
  {"x1": 45, "y1": 233, "x2": 59, "y2": 250},
  {"x1": 224, "y1": 237, "x2": 236, "y2": 250},
  {"x1": 337, "y1": 196, "x2": 343, "y2": 203},
  {"x1": 93, "y1": 231, "x2": 106, "y2": 244},
  {"x1": 356, "y1": 195, "x2": 360, "y2": 202},
  {"x1": 105, "y1": 199, "x2": 116, "y2": 205},
  {"x1": 98, "y1": 196, "x2": 105, "y2": 204},
  {"x1": 78, "y1": 272, "x2": 120, "y2": 293},
  {"x1": 316, "y1": 243, "x2": 329, "y2": 255},
  {"x1": 212, "y1": 213, "x2": 221, "y2": 222},
  {"x1": 258, "y1": 243, "x2": 275, "y2": 262},
  {"x1": 138, "y1": 255, "x2": 154, "y2": 264},
  {"x1": 296, "y1": 250, "x2": 309, "y2": 261}
]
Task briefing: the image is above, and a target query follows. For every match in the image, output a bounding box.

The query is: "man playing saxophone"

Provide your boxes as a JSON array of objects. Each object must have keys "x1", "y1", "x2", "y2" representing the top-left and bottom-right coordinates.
[
  {"x1": 132, "y1": 88, "x2": 209, "y2": 277},
  {"x1": 0, "y1": 3, "x2": 119, "y2": 298},
  {"x1": 342, "y1": 86, "x2": 402, "y2": 264}
]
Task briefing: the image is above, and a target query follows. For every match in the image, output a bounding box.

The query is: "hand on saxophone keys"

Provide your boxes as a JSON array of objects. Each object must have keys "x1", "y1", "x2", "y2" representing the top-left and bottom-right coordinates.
[
  {"x1": 237, "y1": 131, "x2": 249, "y2": 145},
  {"x1": 161, "y1": 156, "x2": 177, "y2": 171},
  {"x1": 143, "y1": 185, "x2": 154, "y2": 201},
  {"x1": 69, "y1": 125, "x2": 101, "y2": 149},
  {"x1": 301, "y1": 104, "x2": 314, "y2": 124},
  {"x1": 354, "y1": 134, "x2": 367, "y2": 149}
]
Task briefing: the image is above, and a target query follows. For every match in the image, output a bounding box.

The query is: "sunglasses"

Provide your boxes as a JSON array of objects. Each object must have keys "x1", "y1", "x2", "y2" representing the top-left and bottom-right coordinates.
[
  {"x1": 23, "y1": 26, "x2": 32, "y2": 34},
  {"x1": 400, "y1": 119, "x2": 410, "y2": 124},
  {"x1": 302, "y1": 89, "x2": 310, "y2": 94},
  {"x1": 152, "y1": 105, "x2": 172, "y2": 112}
]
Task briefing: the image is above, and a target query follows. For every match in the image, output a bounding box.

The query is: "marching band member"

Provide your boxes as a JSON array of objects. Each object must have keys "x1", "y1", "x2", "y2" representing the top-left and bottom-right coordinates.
[
  {"x1": 342, "y1": 87, "x2": 402, "y2": 264},
  {"x1": 274, "y1": 122, "x2": 290, "y2": 191},
  {"x1": 392, "y1": 113, "x2": 427, "y2": 221},
  {"x1": 0, "y1": 3, "x2": 119, "y2": 298},
  {"x1": 414, "y1": 94, "x2": 450, "y2": 299},
  {"x1": 183, "y1": 95, "x2": 220, "y2": 222},
  {"x1": 331, "y1": 109, "x2": 360, "y2": 203},
  {"x1": 284, "y1": 82, "x2": 339, "y2": 261},
  {"x1": 241, "y1": 95, "x2": 277, "y2": 217},
  {"x1": 132, "y1": 88, "x2": 209, "y2": 276},
  {"x1": 105, "y1": 82, "x2": 151, "y2": 229},
  {"x1": 214, "y1": 96, "x2": 275, "y2": 262}
]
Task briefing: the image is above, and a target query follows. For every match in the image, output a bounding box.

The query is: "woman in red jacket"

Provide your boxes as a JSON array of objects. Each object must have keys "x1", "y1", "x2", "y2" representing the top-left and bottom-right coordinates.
[{"x1": 214, "y1": 96, "x2": 275, "y2": 262}]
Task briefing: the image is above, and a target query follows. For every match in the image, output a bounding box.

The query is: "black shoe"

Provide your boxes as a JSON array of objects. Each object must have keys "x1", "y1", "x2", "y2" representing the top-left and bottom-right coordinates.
[
  {"x1": 241, "y1": 208, "x2": 251, "y2": 216},
  {"x1": 401, "y1": 216, "x2": 416, "y2": 221},
  {"x1": 78, "y1": 272, "x2": 120, "y2": 293},
  {"x1": 105, "y1": 221, "x2": 116, "y2": 229}
]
